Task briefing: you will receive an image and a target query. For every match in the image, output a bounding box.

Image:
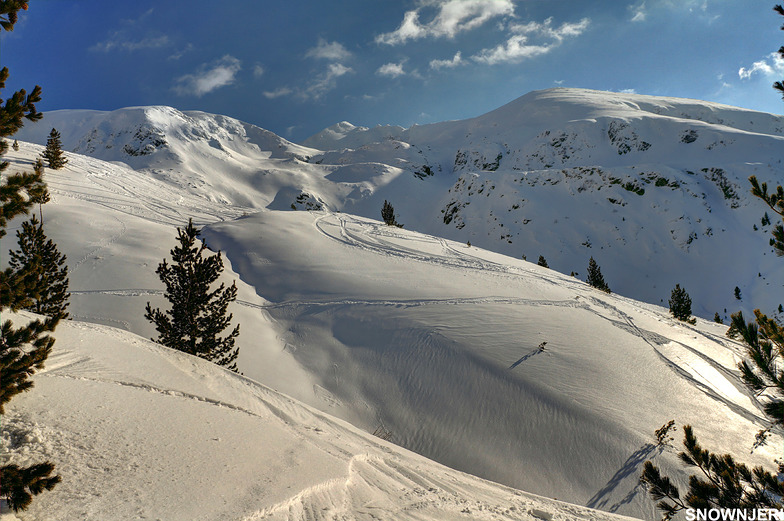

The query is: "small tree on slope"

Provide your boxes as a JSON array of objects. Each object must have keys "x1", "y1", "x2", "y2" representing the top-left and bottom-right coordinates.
[
  {"x1": 145, "y1": 219, "x2": 240, "y2": 372},
  {"x1": 0, "y1": 0, "x2": 61, "y2": 511},
  {"x1": 381, "y1": 199, "x2": 403, "y2": 228},
  {"x1": 668, "y1": 284, "x2": 696, "y2": 325},
  {"x1": 586, "y1": 257, "x2": 610, "y2": 293},
  {"x1": 41, "y1": 127, "x2": 66, "y2": 169}
]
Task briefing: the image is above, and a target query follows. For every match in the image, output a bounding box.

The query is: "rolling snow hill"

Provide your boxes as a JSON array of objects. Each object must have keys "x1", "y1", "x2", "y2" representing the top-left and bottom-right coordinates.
[
  {"x1": 13, "y1": 88, "x2": 784, "y2": 321},
  {"x1": 1, "y1": 132, "x2": 780, "y2": 520},
  {"x1": 3, "y1": 311, "x2": 637, "y2": 521}
]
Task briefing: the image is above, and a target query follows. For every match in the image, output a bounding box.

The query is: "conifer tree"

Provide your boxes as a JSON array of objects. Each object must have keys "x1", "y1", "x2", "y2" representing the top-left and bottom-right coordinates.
[
  {"x1": 586, "y1": 257, "x2": 610, "y2": 293},
  {"x1": 12, "y1": 139, "x2": 18, "y2": 150},
  {"x1": 640, "y1": 425, "x2": 784, "y2": 520},
  {"x1": 381, "y1": 199, "x2": 403, "y2": 227},
  {"x1": 0, "y1": 1, "x2": 61, "y2": 510},
  {"x1": 537, "y1": 255, "x2": 549, "y2": 268},
  {"x1": 9, "y1": 215, "x2": 70, "y2": 320},
  {"x1": 668, "y1": 284, "x2": 696, "y2": 324},
  {"x1": 1, "y1": 463, "x2": 61, "y2": 512},
  {"x1": 145, "y1": 219, "x2": 240, "y2": 371},
  {"x1": 41, "y1": 127, "x2": 66, "y2": 169}
]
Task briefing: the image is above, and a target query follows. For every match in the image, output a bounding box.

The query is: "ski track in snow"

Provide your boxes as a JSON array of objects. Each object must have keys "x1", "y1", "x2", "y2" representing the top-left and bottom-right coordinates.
[{"x1": 306, "y1": 211, "x2": 764, "y2": 428}]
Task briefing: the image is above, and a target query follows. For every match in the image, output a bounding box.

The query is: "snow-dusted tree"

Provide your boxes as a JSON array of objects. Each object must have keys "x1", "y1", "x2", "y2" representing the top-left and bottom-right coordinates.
[
  {"x1": 9, "y1": 215, "x2": 70, "y2": 321},
  {"x1": 145, "y1": 219, "x2": 240, "y2": 372},
  {"x1": 0, "y1": 1, "x2": 61, "y2": 511},
  {"x1": 668, "y1": 284, "x2": 695, "y2": 324},
  {"x1": 41, "y1": 127, "x2": 66, "y2": 169},
  {"x1": 381, "y1": 199, "x2": 403, "y2": 227},
  {"x1": 586, "y1": 257, "x2": 610, "y2": 293}
]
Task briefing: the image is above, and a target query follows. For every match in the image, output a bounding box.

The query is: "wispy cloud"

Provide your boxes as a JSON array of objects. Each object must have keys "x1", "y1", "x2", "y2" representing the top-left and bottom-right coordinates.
[
  {"x1": 267, "y1": 63, "x2": 354, "y2": 101},
  {"x1": 266, "y1": 37, "x2": 354, "y2": 101},
  {"x1": 167, "y1": 43, "x2": 194, "y2": 61},
  {"x1": 306, "y1": 38, "x2": 352, "y2": 61},
  {"x1": 172, "y1": 55, "x2": 242, "y2": 97},
  {"x1": 629, "y1": 2, "x2": 647, "y2": 22},
  {"x1": 91, "y1": 33, "x2": 170, "y2": 53},
  {"x1": 90, "y1": 8, "x2": 171, "y2": 53},
  {"x1": 739, "y1": 52, "x2": 784, "y2": 80},
  {"x1": 376, "y1": 0, "x2": 515, "y2": 45},
  {"x1": 377, "y1": 62, "x2": 407, "y2": 78},
  {"x1": 304, "y1": 63, "x2": 354, "y2": 98},
  {"x1": 263, "y1": 87, "x2": 294, "y2": 99},
  {"x1": 253, "y1": 63, "x2": 266, "y2": 78},
  {"x1": 473, "y1": 17, "x2": 590, "y2": 65},
  {"x1": 430, "y1": 51, "x2": 464, "y2": 70}
]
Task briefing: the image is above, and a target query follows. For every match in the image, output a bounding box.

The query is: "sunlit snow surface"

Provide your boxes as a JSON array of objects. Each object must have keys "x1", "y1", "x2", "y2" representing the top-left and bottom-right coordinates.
[{"x1": 3, "y1": 88, "x2": 782, "y2": 520}]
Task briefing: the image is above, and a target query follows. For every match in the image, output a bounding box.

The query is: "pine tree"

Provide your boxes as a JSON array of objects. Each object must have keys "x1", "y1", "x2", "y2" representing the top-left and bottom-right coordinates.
[
  {"x1": 41, "y1": 127, "x2": 66, "y2": 169},
  {"x1": 0, "y1": 2, "x2": 61, "y2": 511},
  {"x1": 774, "y1": 4, "x2": 784, "y2": 100},
  {"x1": 9, "y1": 215, "x2": 70, "y2": 321},
  {"x1": 734, "y1": 286, "x2": 742, "y2": 300},
  {"x1": 713, "y1": 312, "x2": 723, "y2": 324},
  {"x1": 145, "y1": 219, "x2": 240, "y2": 371},
  {"x1": 381, "y1": 199, "x2": 403, "y2": 227},
  {"x1": 640, "y1": 425, "x2": 784, "y2": 520},
  {"x1": 0, "y1": 463, "x2": 61, "y2": 512},
  {"x1": 537, "y1": 255, "x2": 549, "y2": 268},
  {"x1": 586, "y1": 257, "x2": 610, "y2": 293},
  {"x1": 12, "y1": 139, "x2": 18, "y2": 150},
  {"x1": 669, "y1": 284, "x2": 696, "y2": 324}
]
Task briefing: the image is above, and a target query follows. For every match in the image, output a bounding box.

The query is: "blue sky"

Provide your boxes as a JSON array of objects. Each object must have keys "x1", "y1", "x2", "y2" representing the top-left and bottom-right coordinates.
[{"x1": 2, "y1": 1, "x2": 783, "y2": 142}]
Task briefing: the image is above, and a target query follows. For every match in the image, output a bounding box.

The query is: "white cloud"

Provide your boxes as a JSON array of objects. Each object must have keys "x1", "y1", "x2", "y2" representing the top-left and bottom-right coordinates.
[
  {"x1": 253, "y1": 64, "x2": 265, "y2": 78},
  {"x1": 91, "y1": 33, "x2": 170, "y2": 52},
  {"x1": 262, "y1": 62, "x2": 353, "y2": 102},
  {"x1": 376, "y1": 0, "x2": 515, "y2": 45},
  {"x1": 473, "y1": 35, "x2": 549, "y2": 65},
  {"x1": 509, "y1": 17, "x2": 590, "y2": 41},
  {"x1": 173, "y1": 55, "x2": 242, "y2": 97},
  {"x1": 739, "y1": 52, "x2": 784, "y2": 80},
  {"x1": 473, "y1": 17, "x2": 590, "y2": 65},
  {"x1": 90, "y1": 8, "x2": 170, "y2": 53},
  {"x1": 305, "y1": 38, "x2": 353, "y2": 61},
  {"x1": 430, "y1": 51, "x2": 464, "y2": 70},
  {"x1": 377, "y1": 62, "x2": 407, "y2": 78},
  {"x1": 629, "y1": 2, "x2": 647, "y2": 22},
  {"x1": 263, "y1": 87, "x2": 294, "y2": 99},
  {"x1": 304, "y1": 63, "x2": 353, "y2": 98}
]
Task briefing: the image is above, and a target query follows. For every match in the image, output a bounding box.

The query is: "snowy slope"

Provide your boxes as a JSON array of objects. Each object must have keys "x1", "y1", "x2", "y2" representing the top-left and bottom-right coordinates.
[
  {"x1": 2, "y1": 311, "x2": 637, "y2": 521},
  {"x1": 1, "y1": 141, "x2": 779, "y2": 520},
  {"x1": 305, "y1": 88, "x2": 784, "y2": 320},
  {"x1": 13, "y1": 89, "x2": 784, "y2": 321}
]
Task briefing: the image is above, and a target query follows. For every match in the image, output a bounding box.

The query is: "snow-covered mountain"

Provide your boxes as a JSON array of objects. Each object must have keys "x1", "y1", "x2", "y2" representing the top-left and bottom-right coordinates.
[
  {"x1": 2, "y1": 127, "x2": 779, "y2": 520},
  {"x1": 14, "y1": 88, "x2": 784, "y2": 321}
]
